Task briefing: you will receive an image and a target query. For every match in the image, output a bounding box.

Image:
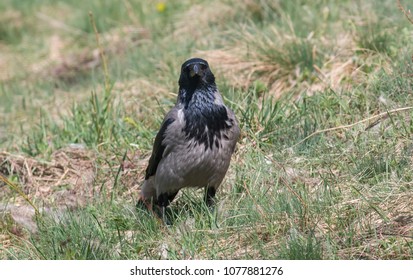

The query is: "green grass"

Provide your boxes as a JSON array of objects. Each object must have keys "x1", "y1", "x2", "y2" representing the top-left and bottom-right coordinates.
[{"x1": 1, "y1": 0, "x2": 413, "y2": 260}]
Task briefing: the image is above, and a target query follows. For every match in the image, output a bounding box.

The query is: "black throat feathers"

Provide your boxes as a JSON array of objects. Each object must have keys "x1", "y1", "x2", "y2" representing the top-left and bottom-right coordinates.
[{"x1": 181, "y1": 88, "x2": 233, "y2": 151}]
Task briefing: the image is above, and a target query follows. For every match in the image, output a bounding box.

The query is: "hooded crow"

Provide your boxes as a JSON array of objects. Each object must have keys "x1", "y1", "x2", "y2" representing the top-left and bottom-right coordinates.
[{"x1": 138, "y1": 58, "x2": 240, "y2": 222}]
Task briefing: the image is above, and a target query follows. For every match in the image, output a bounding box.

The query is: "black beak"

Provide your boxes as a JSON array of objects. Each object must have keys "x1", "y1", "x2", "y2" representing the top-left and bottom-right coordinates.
[{"x1": 189, "y1": 63, "x2": 202, "y2": 78}]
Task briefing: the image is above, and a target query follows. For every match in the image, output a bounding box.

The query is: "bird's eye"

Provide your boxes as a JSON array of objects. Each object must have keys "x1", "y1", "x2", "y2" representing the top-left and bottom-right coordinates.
[{"x1": 200, "y1": 64, "x2": 207, "y2": 70}]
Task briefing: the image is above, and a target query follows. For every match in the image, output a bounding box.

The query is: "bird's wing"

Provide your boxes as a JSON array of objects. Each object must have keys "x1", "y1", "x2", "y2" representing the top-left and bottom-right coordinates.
[
  {"x1": 145, "y1": 109, "x2": 177, "y2": 180},
  {"x1": 226, "y1": 106, "x2": 241, "y2": 145}
]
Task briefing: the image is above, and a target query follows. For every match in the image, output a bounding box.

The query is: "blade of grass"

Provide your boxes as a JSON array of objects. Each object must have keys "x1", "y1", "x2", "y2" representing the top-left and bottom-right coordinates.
[{"x1": 0, "y1": 173, "x2": 39, "y2": 216}]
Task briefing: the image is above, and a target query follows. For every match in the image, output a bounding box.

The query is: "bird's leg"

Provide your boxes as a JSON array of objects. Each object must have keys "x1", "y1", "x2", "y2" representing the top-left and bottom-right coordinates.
[
  {"x1": 167, "y1": 191, "x2": 178, "y2": 203},
  {"x1": 156, "y1": 192, "x2": 178, "y2": 225},
  {"x1": 156, "y1": 193, "x2": 169, "y2": 224},
  {"x1": 204, "y1": 186, "x2": 216, "y2": 210}
]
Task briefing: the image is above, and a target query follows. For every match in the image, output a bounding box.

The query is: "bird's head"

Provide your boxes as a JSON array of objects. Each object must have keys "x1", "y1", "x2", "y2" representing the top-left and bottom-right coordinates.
[{"x1": 178, "y1": 58, "x2": 215, "y2": 90}]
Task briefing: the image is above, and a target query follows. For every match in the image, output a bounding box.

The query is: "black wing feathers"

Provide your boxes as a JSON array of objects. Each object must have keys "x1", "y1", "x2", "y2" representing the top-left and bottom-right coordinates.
[{"x1": 145, "y1": 118, "x2": 175, "y2": 179}]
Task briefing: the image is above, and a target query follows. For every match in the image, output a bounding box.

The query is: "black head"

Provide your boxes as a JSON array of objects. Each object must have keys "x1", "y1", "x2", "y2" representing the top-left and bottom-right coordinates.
[{"x1": 178, "y1": 58, "x2": 215, "y2": 89}]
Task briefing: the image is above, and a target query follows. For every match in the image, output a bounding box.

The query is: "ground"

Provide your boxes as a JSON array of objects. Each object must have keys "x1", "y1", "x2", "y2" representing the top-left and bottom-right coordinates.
[{"x1": 0, "y1": 0, "x2": 412, "y2": 259}]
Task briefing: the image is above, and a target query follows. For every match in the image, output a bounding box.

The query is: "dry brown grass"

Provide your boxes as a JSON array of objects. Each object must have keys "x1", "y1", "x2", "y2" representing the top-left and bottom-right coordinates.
[
  {"x1": 198, "y1": 29, "x2": 363, "y2": 98},
  {"x1": 330, "y1": 178, "x2": 413, "y2": 259},
  {"x1": 0, "y1": 146, "x2": 95, "y2": 240},
  {"x1": 30, "y1": 26, "x2": 150, "y2": 83},
  {"x1": 0, "y1": 146, "x2": 95, "y2": 207}
]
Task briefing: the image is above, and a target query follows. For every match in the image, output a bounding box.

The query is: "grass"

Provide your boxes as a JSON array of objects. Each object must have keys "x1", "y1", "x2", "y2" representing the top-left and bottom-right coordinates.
[{"x1": 1, "y1": 0, "x2": 413, "y2": 259}]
